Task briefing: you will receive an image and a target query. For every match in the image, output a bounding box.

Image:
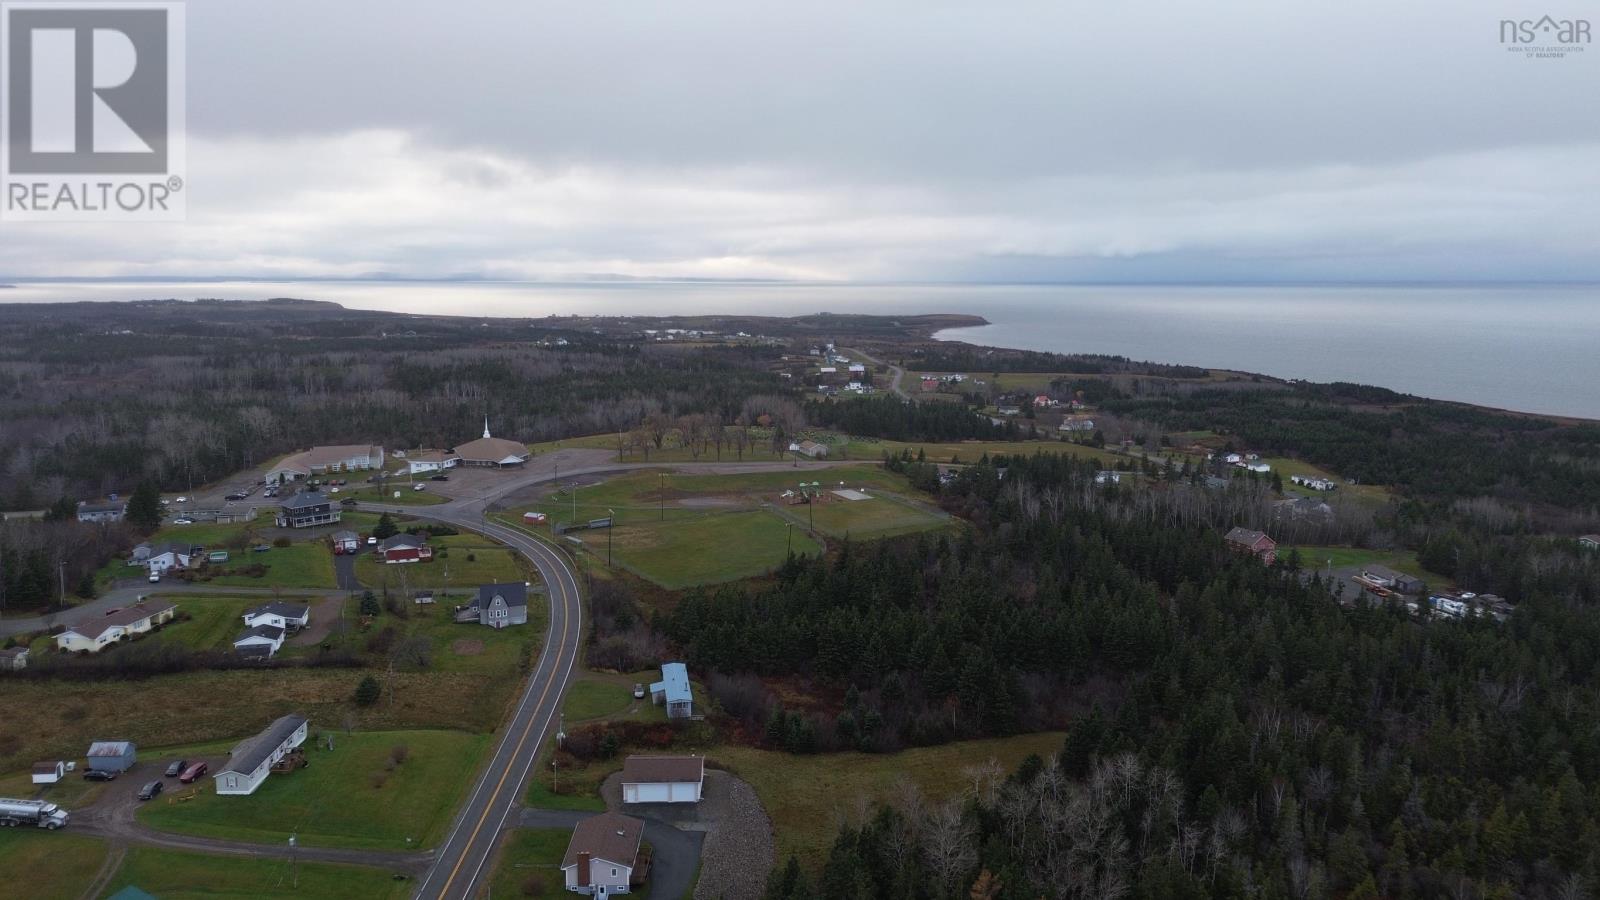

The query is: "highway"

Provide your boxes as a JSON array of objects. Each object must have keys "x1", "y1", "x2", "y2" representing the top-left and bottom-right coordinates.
[{"x1": 371, "y1": 489, "x2": 584, "y2": 900}]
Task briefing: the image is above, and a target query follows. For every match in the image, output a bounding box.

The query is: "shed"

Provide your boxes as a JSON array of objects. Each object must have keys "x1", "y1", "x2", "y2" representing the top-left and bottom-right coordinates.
[
  {"x1": 620, "y1": 755, "x2": 704, "y2": 804},
  {"x1": 649, "y1": 662, "x2": 694, "y2": 719},
  {"x1": 31, "y1": 761, "x2": 65, "y2": 784},
  {"x1": 86, "y1": 741, "x2": 137, "y2": 773}
]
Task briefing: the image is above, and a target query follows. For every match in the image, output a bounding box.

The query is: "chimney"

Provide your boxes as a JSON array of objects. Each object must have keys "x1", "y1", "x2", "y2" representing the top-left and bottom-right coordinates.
[{"x1": 577, "y1": 851, "x2": 591, "y2": 887}]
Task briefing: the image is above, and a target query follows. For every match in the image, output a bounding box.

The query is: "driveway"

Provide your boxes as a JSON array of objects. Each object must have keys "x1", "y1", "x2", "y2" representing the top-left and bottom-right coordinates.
[
  {"x1": 516, "y1": 808, "x2": 703, "y2": 900},
  {"x1": 333, "y1": 552, "x2": 363, "y2": 592}
]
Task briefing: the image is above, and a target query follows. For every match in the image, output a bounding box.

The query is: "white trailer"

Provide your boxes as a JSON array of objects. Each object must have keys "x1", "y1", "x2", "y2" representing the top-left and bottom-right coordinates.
[{"x1": 0, "y1": 798, "x2": 70, "y2": 829}]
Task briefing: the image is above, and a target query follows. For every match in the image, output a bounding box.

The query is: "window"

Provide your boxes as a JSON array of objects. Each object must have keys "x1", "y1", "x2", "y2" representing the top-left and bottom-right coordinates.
[{"x1": 611, "y1": 868, "x2": 618, "y2": 877}]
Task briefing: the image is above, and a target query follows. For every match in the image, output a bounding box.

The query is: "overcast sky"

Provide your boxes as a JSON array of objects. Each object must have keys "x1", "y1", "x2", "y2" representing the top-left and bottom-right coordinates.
[{"x1": 3, "y1": 0, "x2": 1597, "y2": 282}]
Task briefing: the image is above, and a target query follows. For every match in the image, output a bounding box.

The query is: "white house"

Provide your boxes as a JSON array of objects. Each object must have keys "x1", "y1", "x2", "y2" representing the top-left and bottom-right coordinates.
[
  {"x1": 76, "y1": 499, "x2": 127, "y2": 523},
  {"x1": 242, "y1": 601, "x2": 310, "y2": 632},
  {"x1": 213, "y1": 714, "x2": 309, "y2": 796},
  {"x1": 0, "y1": 646, "x2": 28, "y2": 671},
  {"x1": 561, "y1": 812, "x2": 643, "y2": 896},
  {"x1": 56, "y1": 601, "x2": 177, "y2": 654},
  {"x1": 1058, "y1": 417, "x2": 1095, "y2": 432},
  {"x1": 144, "y1": 542, "x2": 192, "y2": 575},
  {"x1": 620, "y1": 755, "x2": 704, "y2": 805},
  {"x1": 1580, "y1": 534, "x2": 1600, "y2": 551},
  {"x1": 405, "y1": 449, "x2": 461, "y2": 475},
  {"x1": 232, "y1": 624, "x2": 286, "y2": 658},
  {"x1": 1095, "y1": 471, "x2": 1122, "y2": 485}
]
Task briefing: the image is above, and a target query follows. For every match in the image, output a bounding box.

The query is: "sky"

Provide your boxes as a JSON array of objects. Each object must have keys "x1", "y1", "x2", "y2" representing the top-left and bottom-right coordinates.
[{"x1": 2, "y1": 0, "x2": 1597, "y2": 283}]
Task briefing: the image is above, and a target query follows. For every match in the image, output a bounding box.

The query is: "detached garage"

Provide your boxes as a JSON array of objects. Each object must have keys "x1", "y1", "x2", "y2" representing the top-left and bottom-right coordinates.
[{"x1": 620, "y1": 755, "x2": 704, "y2": 805}]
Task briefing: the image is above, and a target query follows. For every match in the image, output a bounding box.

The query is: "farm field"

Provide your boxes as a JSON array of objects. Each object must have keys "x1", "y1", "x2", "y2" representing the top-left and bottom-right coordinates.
[
  {"x1": 714, "y1": 732, "x2": 1064, "y2": 869},
  {"x1": 485, "y1": 828, "x2": 573, "y2": 900},
  {"x1": 137, "y1": 729, "x2": 490, "y2": 851},
  {"x1": 355, "y1": 533, "x2": 530, "y2": 590},
  {"x1": 0, "y1": 829, "x2": 109, "y2": 900},
  {"x1": 100, "y1": 845, "x2": 412, "y2": 899}
]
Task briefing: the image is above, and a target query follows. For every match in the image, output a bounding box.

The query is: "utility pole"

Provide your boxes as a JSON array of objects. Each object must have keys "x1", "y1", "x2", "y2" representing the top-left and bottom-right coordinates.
[
  {"x1": 570, "y1": 482, "x2": 577, "y2": 524},
  {"x1": 58, "y1": 561, "x2": 66, "y2": 611},
  {"x1": 786, "y1": 521, "x2": 793, "y2": 556},
  {"x1": 659, "y1": 472, "x2": 665, "y2": 521},
  {"x1": 289, "y1": 833, "x2": 298, "y2": 888},
  {"x1": 607, "y1": 509, "x2": 614, "y2": 566}
]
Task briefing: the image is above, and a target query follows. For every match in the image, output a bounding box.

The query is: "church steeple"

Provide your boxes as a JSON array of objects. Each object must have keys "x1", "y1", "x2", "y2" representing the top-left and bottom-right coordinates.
[{"x1": 483, "y1": 416, "x2": 491, "y2": 439}]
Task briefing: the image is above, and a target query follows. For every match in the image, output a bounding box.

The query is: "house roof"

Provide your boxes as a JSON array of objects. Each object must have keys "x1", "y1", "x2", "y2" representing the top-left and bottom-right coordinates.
[
  {"x1": 78, "y1": 500, "x2": 126, "y2": 514},
  {"x1": 280, "y1": 491, "x2": 330, "y2": 511},
  {"x1": 380, "y1": 534, "x2": 427, "y2": 551},
  {"x1": 649, "y1": 662, "x2": 692, "y2": 704},
  {"x1": 1361, "y1": 564, "x2": 1415, "y2": 582},
  {"x1": 32, "y1": 760, "x2": 61, "y2": 774},
  {"x1": 332, "y1": 530, "x2": 358, "y2": 542},
  {"x1": 475, "y1": 582, "x2": 528, "y2": 609},
  {"x1": 245, "y1": 601, "x2": 309, "y2": 621},
  {"x1": 1224, "y1": 527, "x2": 1273, "y2": 547},
  {"x1": 1582, "y1": 534, "x2": 1600, "y2": 543},
  {"x1": 234, "y1": 643, "x2": 274, "y2": 660},
  {"x1": 62, "y1": 601, "x2": 176, "y2": 642},
  {"x1": 87, "y1": 741, "x2": 135, "y2": 757},
  {"x1": 408, "y1": 449, "x2": 460, "y2": 463},
  {"x1": 221, "y1": 714, "x2": 307, "y2": 776},
  {"x1": 149, "y1": 541, "x2": 191, "y2": 558},
  {"x1": 273, "y1": 445, "x2": 382, "y2": 474},
  {"x1": 561, "y1": 812, "x2": 644, "y2": 870},
  {"x1": 0, "y1": 646, "x2": 28, "y2": 659},
  {"x1": 234, "y1": 624, "x2": 285, "y2": 644},
  {"x1": 621, "y1": 755, "x2": 704, "y2": 785},
  {"x1": 453, "y1": 436, "x2": 529, "y2": 464}
]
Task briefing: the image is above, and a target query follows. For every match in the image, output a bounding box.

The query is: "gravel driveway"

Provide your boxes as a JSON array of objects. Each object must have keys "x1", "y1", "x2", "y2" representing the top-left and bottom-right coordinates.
[{"x1": 600, "y1": 769, "x2": 773, "y2": 900}]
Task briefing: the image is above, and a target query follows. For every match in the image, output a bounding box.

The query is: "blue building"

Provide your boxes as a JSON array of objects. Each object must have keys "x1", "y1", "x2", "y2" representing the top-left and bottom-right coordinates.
[{"x1": 649, "y1": 662, "x2": 693, "y2": 719}]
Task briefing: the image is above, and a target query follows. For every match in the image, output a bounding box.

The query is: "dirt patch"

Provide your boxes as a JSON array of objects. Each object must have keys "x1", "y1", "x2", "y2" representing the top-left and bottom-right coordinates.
[
  {"x1": 677, "y1": 497, "x2": 744, "y2": 508},
  {"x1": 450, "y1": 639, "x2": 485, "y2": 656}
]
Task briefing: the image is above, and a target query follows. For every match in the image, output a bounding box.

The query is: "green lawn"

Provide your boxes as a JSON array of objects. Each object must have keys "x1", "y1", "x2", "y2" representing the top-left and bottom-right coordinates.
[
  {"x1": 561, "y1": 678, "x2": 637, "y2": 723},
  {"x1": 195, "y1": 542, "x2": 338, "y2": 589},
  {"x1": 800, "y1": 494, "x2": 950, "y2": 540},
  {"x1": 146, "y1": 596, "x2": 260, "y2": 650},
  {"x1": 573, "y1": 510, "x2": 822, "y2": 589},
  {"x1": 0, "y1": 768, "x2": 109, "y2": 809},
  {"x1": 100, "y1": 846, "x2": 412, "y2": 900},
  {"x1": 336, "y1": 485, "x2": 448, "y2": 506},
  {"x1": 714, "y1": 733, "x2": 1065, "y2": 868},
  {"x1": 486, "y1": 828, "x2": 572, "y2": 900},
  {"x1": 1287, "y1": 545, "x2": 1442, "y2": 584},
  {"x1": 0, "y1": 828, "x2": 109, "y2": 900},
  {"x1": 397, "y1": 601, "x2": 545, "y2": 676},
  {"x1": 136, "y1": 729, "x2": 490, "y2": 851},
  {"x1": 355, "y1": 534, "x2": 529, "y2": 591}
]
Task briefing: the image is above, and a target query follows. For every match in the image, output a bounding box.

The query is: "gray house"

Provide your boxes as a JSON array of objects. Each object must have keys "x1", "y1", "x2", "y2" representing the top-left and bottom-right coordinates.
[
  {"x1": 456, "y1": 582, "x2": 529, "y2": 628},
  {"x1": 85, "y1": 741, "x2": 137, "y2": 773},
  {"x1": 76, "y1": 499, "x2": 127, "y2": 523},
  {"x1": 276, "y1": 491, "x2": 339, "y2": 529}
]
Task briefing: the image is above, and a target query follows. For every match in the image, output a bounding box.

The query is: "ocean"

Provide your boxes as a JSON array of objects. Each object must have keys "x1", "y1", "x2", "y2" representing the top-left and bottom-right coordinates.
[{"x1": 4, "y1": 280, "x2": 1597, "y2": 419}]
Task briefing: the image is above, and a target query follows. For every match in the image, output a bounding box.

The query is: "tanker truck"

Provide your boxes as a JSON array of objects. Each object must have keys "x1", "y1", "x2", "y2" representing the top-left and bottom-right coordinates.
[{"x1": 0, "y1": 798, "x2": 70, "y2": 829}]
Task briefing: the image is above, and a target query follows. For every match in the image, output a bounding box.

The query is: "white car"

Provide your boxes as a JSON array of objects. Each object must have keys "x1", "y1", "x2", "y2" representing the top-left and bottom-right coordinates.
[
  {"x1": 172, "y1": 517, "x2": 194, "y2": 525},
  {"x1": 175, "y1": 496, "x2": 188, "y2": 503},
  {"x1": 148, "y1": 572, "x2": 160, "y2": 583},
  {"x1": 366, "y1": 536, "x2": 378, "y2": 545}
]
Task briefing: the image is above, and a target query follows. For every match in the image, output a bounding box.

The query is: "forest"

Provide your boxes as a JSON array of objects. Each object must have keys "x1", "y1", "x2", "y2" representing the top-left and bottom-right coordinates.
[{"x1": 658, "y1": 453, "x2": 1600, "y2": 899}]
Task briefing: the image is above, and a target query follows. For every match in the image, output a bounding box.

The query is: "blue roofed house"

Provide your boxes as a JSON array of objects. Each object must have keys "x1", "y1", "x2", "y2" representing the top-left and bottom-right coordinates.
[{"x1": 650, "y1": 662, "x2": 693, "y2": 719}]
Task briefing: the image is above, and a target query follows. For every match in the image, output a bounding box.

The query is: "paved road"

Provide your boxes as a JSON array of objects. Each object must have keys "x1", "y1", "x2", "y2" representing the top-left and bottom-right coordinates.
[
  {"x1": 516, "y1": 809, "x2": 704, "y2": 900},
  {"x1": 385, "y1": 488, "x2": 585, "y2": 900},
  {"x1": 845, "y1": 346, "x2": 908, "y2": 398}
]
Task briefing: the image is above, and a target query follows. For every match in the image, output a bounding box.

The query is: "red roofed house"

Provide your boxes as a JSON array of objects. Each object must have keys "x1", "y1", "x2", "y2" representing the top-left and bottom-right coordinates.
[
  {"x1": 377, "y1": 534, "x2": 433, "y2": 564},
  {"x1": 1224, "y1": 527, "x2": 1277, "y2": 565}
]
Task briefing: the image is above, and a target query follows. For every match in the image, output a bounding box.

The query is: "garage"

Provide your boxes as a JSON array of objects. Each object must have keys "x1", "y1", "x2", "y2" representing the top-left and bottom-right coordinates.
[{"x1": 620, "y1": 755, "x2": 705, "y2": 805}]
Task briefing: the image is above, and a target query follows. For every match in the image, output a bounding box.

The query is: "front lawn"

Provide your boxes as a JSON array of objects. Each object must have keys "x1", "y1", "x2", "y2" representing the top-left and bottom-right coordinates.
[
  {"x1": 354, "y1": 534, "x2": 529, "y2": 591},
  {"x1": 137, "y1": 729, "x2": 490, "y2": 851},
  {"x1": 486, "y1": 828, "x2": 573, "y2": 900},
  {"x1": 100, "y1": 845, "x2": 412, "y2": 899}
]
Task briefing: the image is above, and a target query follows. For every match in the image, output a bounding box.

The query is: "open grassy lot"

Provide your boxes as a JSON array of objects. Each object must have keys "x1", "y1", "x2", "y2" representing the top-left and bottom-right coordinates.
[
  {"x1": 0, "y1": 828, "x2": 109, "y2": 900},
  {"x1": 0, "y1": 668, "x2": 521, "y2": 776},
  {"x1": 485, "y1": 827, "x2": 572, "y2": 900},
  {"x1": 355, "y1": 533, "x2": 530, "y2": 591},
  {"x1": 562, "y1": 677, "x2": 637, "y2": 722},
  {"x1": 100, "y1": 845, "x2": 412, "y2": 899},
  {"x1": 714, "y1": 732, "x2": 1064, "y2": 868},
  {"x1": 336, "y1": 484, "x2": 449, "y2": 506},
  {"x1": 800, "y1": 493, "x2": 949, "y2": 540},
  {"x1": 1265, "y1": 456, "x2": 1391, "y2": 503},
  {"x1": 138, "y1": 729, "x2": 489, "y2": 851},
  {"x1": 392, "y1": 599, "x2": 546, "y2": 676},
  {"x1": 197, "y1": 541, "x2": 338, "y2": 589},
  {"x1": 573, "y1": 510, "x2": 822, "y2": 589},
  {"x1": 1287, "y1": 545, "x2": 1442, "y2": 582}
]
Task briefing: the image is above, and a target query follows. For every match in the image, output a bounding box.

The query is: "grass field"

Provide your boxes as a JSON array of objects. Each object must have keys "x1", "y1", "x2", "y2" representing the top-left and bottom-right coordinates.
[
  {"x1": 143, "y1": 596, "x2": 261, "y2": 650},
  {"x1": 486, "y1": 828, "x2": 573, "y2": 900},
  {"x1": 801, "y1": 493, "x2": 948, "y2": 540},
  {"x1": 561, "y1": 678, "x2": 637, "y2": 722},
  {"x1": 714, "y1": 732, "x2": 1064, "y2": 868},
  {"x1": 1264, "y1": 457, "x2": 1391, "y2": 503},
  {"x1": 198, "y1": 541, "x2": 338, "y2": 589},
  {"x1": 100, "y1": 845, "x2": 412, "y2": 899},
  {"x1": 0, "y1": 668, "x2": 521, "y2": 776},
  {"x1": 0, "y1": 767, "x2": 108, "y2": 808},
  {"x1": 355, "y1": 534, "x2": 530, "y2": 591},
  {"x1": 0, "y1": 828, "x2": 108, "y2": 900},
  {"x1": 1287, "y1": 545, "x2": 1442, "y2": 583},
  {"x1": 138, "y1": 729, "x2": 490, "y2": 851},
  {"x1": 337, "y1": 485, "x2": 449, "y2": 506},
  {"x1": 842, "y1": 437, "x2": 1117, "y2": 465},
  {"x1": 573, "y1": 510, "x2": 823, "y2": 589}
]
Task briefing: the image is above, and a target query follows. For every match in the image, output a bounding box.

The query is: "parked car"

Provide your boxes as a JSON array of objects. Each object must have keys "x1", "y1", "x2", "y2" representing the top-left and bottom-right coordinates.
[
  {"x1": 366, "y1": 536, "x2": 378, "y2": 545},
  {"x1": 633, "y1": 683, "x2": 646, "y2": 699},
  {"x1": 137, "y1": 781, "x2": 164, "y2": 801},
  {"x1": 339, "y1": 497, "x2": 357, "y2": 507},
  {"x1": 148, "y1": 572, "x2": 160, "y2": 583},
  {"x1": 178, "y1": 762, "x2": 208, "y2": 784},
  {"x1": 225, "y1": 492, "x2": 246, "y2": 501},
  {"x1": 430, "y1": 474, "x2": 449, "y2": 481},
  {"x1": 252, "y1": 544, "x2": 272, "y2": 553},
  {"x1": 83, "y1": 769, "x2": 117, "y2": 782},
  {"x1": 171, "y1": 517, "x2": 194, "y2": 525},
  {"x1": 174, "y1": 496, "x2": 187, "y2": 503},
  {"x1": 164, "y1": 759, "x2": 188, "y2": 777},
  {"x1": 412, "y1": 483, "x2": 427, "y2": 492}
]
